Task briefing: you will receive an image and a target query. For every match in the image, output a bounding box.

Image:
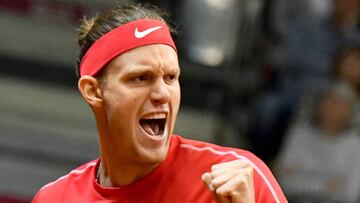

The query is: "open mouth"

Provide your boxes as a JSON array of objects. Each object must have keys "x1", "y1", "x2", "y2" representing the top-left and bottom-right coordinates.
[{"x1": 139, "y1": 117, "x2": 166, "y2": 136}]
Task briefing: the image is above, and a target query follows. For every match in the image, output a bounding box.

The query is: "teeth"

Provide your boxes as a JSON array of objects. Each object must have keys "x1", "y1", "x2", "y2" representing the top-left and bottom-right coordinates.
[{"x1": 142, "y1": 113, "x2": 167, "y2": 119}]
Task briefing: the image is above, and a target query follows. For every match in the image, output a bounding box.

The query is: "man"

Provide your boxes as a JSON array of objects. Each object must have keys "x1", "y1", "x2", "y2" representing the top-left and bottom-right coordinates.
[{"x1": 33, "y1": 3, "x2": 287, "y2": 203}]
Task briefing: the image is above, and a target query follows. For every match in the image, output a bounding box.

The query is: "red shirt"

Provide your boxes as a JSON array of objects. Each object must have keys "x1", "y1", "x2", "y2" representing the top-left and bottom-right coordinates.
[{"x1": 33, "y1": 135, "x2": 287, "y2": 202}]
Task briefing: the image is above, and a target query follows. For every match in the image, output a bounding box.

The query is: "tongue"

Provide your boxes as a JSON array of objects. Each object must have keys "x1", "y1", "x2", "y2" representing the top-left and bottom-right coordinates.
[{"x1": 142, "y1": 123, "x2": 159, "y2": 136}]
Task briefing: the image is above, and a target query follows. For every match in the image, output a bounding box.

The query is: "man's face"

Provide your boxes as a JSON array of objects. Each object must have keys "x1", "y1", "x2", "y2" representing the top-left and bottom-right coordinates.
[{"x1": 99, "y1": 44, "x2": 180, "y2": 165}]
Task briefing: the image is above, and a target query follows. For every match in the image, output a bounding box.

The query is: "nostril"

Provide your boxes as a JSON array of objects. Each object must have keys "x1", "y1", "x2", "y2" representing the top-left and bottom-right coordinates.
[
  {"x1": 150, "y1": 85, "x2": 170, "y2": 104},
  {"x1": 154, "y1": 96, "x2": 170, "y2": 104}
]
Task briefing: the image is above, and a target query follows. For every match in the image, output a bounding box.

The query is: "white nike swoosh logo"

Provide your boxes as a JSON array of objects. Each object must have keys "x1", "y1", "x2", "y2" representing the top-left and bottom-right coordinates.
[{"x1": 134, "y1": 26, "x2": 162, "y2": 39}]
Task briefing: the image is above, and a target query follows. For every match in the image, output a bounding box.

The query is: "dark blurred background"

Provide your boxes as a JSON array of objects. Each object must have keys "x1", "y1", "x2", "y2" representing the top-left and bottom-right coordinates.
[{"x1": 0, "y1": 0, "x2": 359, "y2": 202}]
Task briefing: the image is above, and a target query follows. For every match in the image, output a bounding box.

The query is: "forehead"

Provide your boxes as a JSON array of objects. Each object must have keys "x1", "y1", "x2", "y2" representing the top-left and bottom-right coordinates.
[{"x1": 107, "y1": 44, "x2": 179, "y2": 72}]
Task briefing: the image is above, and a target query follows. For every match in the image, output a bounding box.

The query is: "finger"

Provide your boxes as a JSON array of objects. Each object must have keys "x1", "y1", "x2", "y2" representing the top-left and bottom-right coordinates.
[
  {"x1": 214, "y1": 190, "x2": 231, "y2": 203},
  {"x1": 201, "y1": 172, "x2": 215, "y2": 192},
  {"x1": 211, "y1": 169, "x2": 241, "y2": 188},
  {"x1": 211, "y1": 166, "x2": 235, "y2": 178},
  {"x1": 211, "y1": 160, "x2": 250, "y2": 177},
  {"x1": 216, "y1": 168, "x2": 255, "y2": 203},
  {"x1": 216, "y1": 177, "x2": 245, "y2": 202},
  {"x1": 212, "y1": 159, "x2": 250, "y2": 170},
  {"x1": 201, "y1": 173, "x2": 230, "y2": 203}
]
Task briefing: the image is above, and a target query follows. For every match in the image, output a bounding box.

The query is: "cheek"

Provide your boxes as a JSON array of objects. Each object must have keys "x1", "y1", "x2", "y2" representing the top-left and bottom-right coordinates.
[
  {"x1": 172, "y1": 83, "x2": 181, "y2": 99},
  {"x1": 103, "y1": 90, "x2": 136, "y2": 121},
  {"x1": 171, "y1": 87, "x2": 181, "y2": 108},
  {"x1": 105, "y1": 87, "x2": 138, "y2": 107}
]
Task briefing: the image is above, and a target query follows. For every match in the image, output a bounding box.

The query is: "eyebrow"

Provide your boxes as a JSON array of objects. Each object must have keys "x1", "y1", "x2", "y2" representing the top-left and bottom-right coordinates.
[
  {"x1": 123, "y1": 67, "x2": 158, "y2": 77},
  {"x1": 124, "y1": 66, "x2": 180, "y2": 76}
]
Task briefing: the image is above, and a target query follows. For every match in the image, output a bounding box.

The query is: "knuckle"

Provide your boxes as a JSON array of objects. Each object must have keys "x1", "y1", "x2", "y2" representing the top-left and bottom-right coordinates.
[
  {"x1": 234, "y1": 159, "x2": 250, "y2": 169},
  {"x1": 235, "y1": 177, "x2": 246, "y2": 187},
  {"x1": 211, "y1": 164, "x2": 219, "y2": 170},
  {"x1": 211, "y1": 177, "x2": 225, "y2": 188},
  {"x1": 216, "y1": 188, "x2": 227, "y2": 196},
  {"x1": 245, "y1": 167, "x2": 254, "y2": 176},
  {"x1": 211, "y1": 179, "x2": 219, "y2": 186}
]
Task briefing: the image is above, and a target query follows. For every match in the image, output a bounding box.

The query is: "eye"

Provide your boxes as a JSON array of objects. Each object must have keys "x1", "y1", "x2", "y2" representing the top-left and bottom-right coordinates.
[
  {"x1": 134, "y1": 74, "x2": 149, "y2": 82},
  {"x1": 164, "y1": 74, "x2": 178, "y2": 82}
]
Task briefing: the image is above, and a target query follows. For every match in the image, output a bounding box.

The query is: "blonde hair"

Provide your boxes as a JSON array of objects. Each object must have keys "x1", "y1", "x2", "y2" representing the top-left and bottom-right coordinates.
[{"x1": 78, "y1": 16, "x2": 97, "y2": 49}]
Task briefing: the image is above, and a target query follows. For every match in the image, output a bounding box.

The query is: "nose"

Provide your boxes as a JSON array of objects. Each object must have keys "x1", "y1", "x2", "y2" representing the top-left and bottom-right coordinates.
[{"x1": 150, "y1": 79, "x2": 170, "y2": 105}]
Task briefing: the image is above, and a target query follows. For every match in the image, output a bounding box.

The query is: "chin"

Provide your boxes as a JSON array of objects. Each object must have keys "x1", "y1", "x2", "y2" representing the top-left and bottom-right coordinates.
[{"x1": 137, "y1": 142, "x2": 170, "y2": 166}]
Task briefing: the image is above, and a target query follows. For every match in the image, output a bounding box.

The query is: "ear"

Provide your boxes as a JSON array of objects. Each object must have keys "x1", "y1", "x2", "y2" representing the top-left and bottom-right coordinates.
[{"x1": 78, "y1": 76, "x2": 104, "y2": 108}]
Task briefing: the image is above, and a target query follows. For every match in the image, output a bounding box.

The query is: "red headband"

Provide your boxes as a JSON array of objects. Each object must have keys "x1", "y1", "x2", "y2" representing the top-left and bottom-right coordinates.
[{"x1": 80, "y1": 19, "x2": 177, "y2": 76}]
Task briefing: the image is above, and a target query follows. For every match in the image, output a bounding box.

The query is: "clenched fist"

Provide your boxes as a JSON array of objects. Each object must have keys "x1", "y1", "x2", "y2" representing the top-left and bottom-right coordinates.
[{"x1": 202, "y1": 159, "x2": 255, "y2": 203}]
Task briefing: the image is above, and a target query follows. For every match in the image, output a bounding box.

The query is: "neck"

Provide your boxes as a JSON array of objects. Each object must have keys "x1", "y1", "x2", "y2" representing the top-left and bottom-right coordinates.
[
  {"x1": 95, "y1": 116, "x2": 157, "y2": 187},
  {"x1": 97, "y1": 153, "x2": 157, "y2": 187},
  {"x1": 94, "y1": 110, "x2": 164, "y2": 187}
]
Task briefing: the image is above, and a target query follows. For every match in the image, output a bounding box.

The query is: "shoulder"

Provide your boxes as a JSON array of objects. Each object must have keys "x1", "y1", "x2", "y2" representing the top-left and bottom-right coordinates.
[
  {"x1": 174, "y1": 135, "x2": 288, "y2": 202},
  {"x1": 175, "y1": 135, "x2": 261, "y2": 163},
  {"x1": 33, "y1": 159, "x2": 98, "y2": 202},
  {"x1": 175, "y1": 135, "x2": 275, "y2": 182}
]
